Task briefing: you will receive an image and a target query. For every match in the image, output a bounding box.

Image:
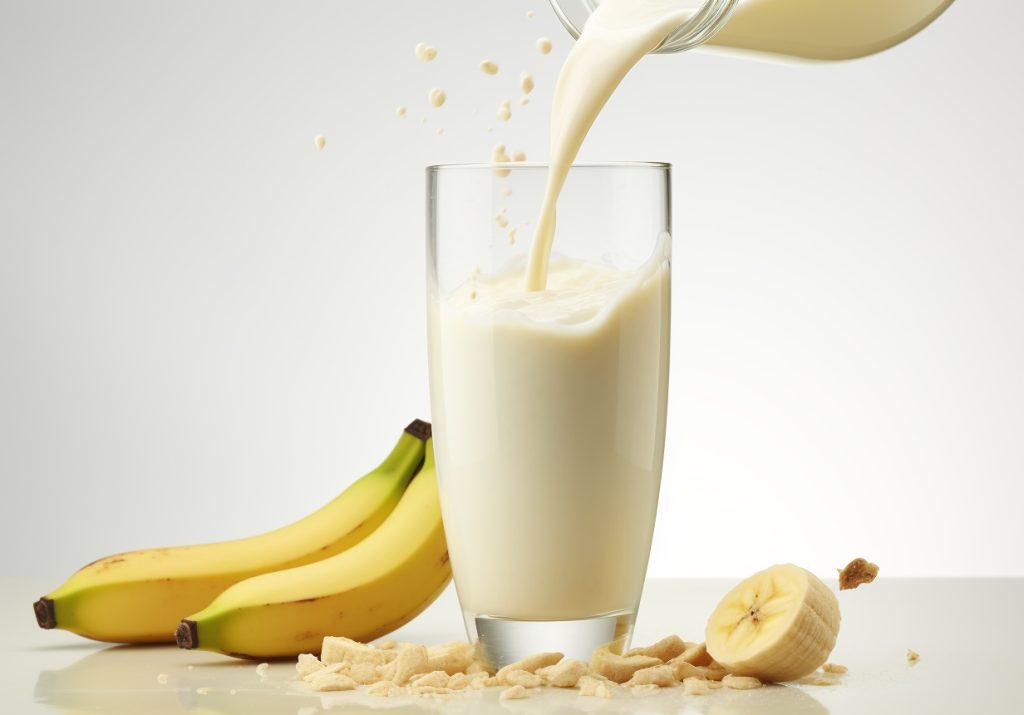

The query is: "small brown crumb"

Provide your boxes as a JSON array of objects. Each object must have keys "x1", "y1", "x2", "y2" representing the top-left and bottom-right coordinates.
[
  {"x1": 907, "y1": 649, "x2": 920, "y2": 663},
  {"x1": 822, "y1": 662, "x2": 848, "y2": 674},
  {"x1": 839, "y1": 557, "x2": 879, "y2": 590}
]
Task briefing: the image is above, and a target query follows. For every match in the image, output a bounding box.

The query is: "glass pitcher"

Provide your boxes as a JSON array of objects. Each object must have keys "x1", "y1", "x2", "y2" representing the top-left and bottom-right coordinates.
[{"x1": 549, "y1": 0, "x2": 955, "y2": 60}]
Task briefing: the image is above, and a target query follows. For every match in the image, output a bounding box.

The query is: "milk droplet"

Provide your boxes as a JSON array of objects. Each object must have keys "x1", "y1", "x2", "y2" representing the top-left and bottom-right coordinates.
[
  {"x1": 429, "y1": 88, "x2": 447, "y2": 107},
  {"x1": 497, "y1": 99, "x2": 511, "y2": 122},
  {"x1": 415, "y1": 43, "x2": 437, "y2": 62}
]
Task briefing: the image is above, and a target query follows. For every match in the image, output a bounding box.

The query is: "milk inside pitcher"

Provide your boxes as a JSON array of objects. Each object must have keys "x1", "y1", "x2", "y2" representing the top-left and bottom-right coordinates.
[{"x1": 549, "y1": 0, "x2": 955, "y2": 60}]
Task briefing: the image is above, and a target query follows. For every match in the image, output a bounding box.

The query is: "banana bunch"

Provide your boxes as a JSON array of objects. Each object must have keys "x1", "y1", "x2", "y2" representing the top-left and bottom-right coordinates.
[
  {"x1": 177, "y1": 441, "x2": 450, "y2": 658},
  {"x1": 33, "y1": 420, "x2": 450, "y2": 656}
]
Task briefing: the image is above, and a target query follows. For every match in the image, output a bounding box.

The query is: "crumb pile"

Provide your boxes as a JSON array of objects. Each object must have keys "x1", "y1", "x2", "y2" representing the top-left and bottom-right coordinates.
[{"x1": 296, "y1": 634, "x2": 848, "y2": 700}]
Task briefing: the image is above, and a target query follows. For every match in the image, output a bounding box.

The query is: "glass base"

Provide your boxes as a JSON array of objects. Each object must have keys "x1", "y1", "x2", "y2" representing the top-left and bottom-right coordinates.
[{"x1": 464, "y1": 610, "x2": 636, "y2": 668}]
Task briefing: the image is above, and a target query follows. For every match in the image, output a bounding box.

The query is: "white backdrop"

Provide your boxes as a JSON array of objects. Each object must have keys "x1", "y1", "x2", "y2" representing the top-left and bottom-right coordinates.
[{"x1": 2, "y1": 1, "x2": 1022, "y2": 580}]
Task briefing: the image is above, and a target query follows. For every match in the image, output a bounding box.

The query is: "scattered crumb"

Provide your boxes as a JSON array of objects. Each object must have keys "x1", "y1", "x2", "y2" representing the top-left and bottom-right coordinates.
[
  {"x1": 723, "y1": 674, "x2": 763, "y2": 690},
  {"x1": 378, "y1": 640, "x2": 396, "y2": 650},
  {"x1": 436, "y1": 128, "x2": 444, "y2": 135},
  {"x1": 520, "y1": 72, "x2": 535, "y2": 94},
  {"x1": 800, "y1": 674, "x2": 840, "y2": 686},
  {"x1": 839, "y1": 557, "x2": 879, "y2": 590},
  {"x1": 519, "y1": 96, "x2": 530, "y2": 105},
  {"x1": 500, "y1": 684, "x2": 529, "y2": 700},
  {"x1": 578, "y1": 675, "x2": 614, "y2": 698},
  {"x1": 512, "y1": 150, "x2": 526, "y2": 162},
  {"x1": 469, "y1": 290, "x2": 477, "y2": 301},
  {"x1": 670, "y1": 641, "x2": 712, "y2": 667},
  {"x1": 296, "y1": 653, "x2": 323, "y2": 679},
  {"x1": 187, "y1": 665, "x2": 194, "y2": 670},
  {"x1": 195, "y1": 687, "x2": 211, "y2": 695},
  {"x1": 527, "y1": 10, "x2": 535, "y2": 19},
  {"x1": 504, "y1": 669, "x2": 543, "y2": 688},
  {"x1": 156, "y1": 674, "x2": 168, "y2": 685},
  {"x1": 396, "y1": 106, "x2": 406, "y2": 117},
  {"x1": 428, "y1": 88, "x2": 447, "y2": 108},
  {"x1": 502, "y1": 187, "x2": 513, "y2": 197},
  {"x1": 683, "y1": 677, "x2": 709, "y2": 695},
  {"x1": 590, "y1": 646, "x2": 662, "y2": 683},
  {"x1": 508, "y1": 228, "x2": 517, "y2": 245},
  {"x1": 480, "y1": 59, "x2": 499, "y2": 75},
  {"x1": 308, "y1": 671, "x2": 358, "y2": 692},
  {"x1": 630, "y1": 683, "x2": 661, "y2": 696},
  {"x1": 626, "y1": 664, "x2": 676, "y2": 688},
  {"x1": 537, "y1": 658, "x2": 587, "y2": 687},
  {"x1": 907, "y1": 649, "x2": 920, "y2": 663},
  {"x1": 410, "y1": 670, "x2": 451, "y2": 688},
  {"x1": 314, "y1": 135, "x2": 326, "y2": 151},
  {"x1": 256, "y1": 662, "x2": 269, "y2": 673},
  {"x1": 822, "y1": 662, "x2": 848, "y2": 674},
  {"x1": 537, "y1": 37, "x2": 553, "y2": 54},
  {"x1": 625, "y1": 635, "x2": 686, "y2": 662},
  {"x1": 367, "y1": 680, "x2": 401, "y2": 697},
  {"x1": 415, "y1": 43, "x2": 437, "y2": 62},
  {"x1": 496, "y1": 652, "x2": 563, "y2": 682}
]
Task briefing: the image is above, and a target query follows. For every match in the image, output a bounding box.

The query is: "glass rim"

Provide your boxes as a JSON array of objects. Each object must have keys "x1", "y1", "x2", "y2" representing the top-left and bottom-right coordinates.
[{"x1": 426, "y1": 161, "x2": 671, "y2": 172}]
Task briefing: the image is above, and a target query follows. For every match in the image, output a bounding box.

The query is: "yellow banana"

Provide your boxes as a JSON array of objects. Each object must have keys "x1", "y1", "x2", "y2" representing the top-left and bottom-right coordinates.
[
  {"x1": 177, "y1": 440, "x2": 451, "y2": 659},
  {"x1": 33, "y1": 420, "x2": 432, "y2": 644}
]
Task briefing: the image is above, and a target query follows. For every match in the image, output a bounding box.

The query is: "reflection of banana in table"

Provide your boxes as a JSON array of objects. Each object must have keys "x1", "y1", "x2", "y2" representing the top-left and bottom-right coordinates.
[{"x1": 34, "y1": 421, "x2": 432, "y2": 644}]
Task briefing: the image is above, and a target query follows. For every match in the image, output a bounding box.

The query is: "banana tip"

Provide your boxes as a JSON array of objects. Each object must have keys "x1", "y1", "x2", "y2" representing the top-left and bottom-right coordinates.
[
  {"x1": 404, "y1": 419, "x2": 432, "y2": 441},
  {"x1": 176, "y1": 619, "x2": 198, "y2": 649},
  {"x1": 33, "y1": 597, "x2": 56, "y2": 629}
]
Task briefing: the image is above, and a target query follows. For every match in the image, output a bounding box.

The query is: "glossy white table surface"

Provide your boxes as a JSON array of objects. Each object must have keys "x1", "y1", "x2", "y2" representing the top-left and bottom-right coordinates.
[{"x1": 4, "y1": 577, "x2": 1019, "y2": 714}]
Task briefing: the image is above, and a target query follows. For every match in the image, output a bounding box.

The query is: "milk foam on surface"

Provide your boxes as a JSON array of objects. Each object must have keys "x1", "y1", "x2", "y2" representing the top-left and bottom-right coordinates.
[{"x1": 428, "y1": 242, "x2": 670, "y2": 620}]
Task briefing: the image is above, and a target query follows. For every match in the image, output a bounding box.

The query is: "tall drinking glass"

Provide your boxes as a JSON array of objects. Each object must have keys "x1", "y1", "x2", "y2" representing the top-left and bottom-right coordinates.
[{"x1": 426, "y1": 163, "x2": 671, "y2": 666}]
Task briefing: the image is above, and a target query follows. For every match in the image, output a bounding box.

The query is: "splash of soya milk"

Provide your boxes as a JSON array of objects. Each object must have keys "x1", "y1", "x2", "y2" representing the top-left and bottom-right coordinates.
[
  {"x1": 525, "y1": 0, "x2": 691, "y2": 291},
  {"x1": 524, "y1": 0, "x2": 953, "y2": 290}
]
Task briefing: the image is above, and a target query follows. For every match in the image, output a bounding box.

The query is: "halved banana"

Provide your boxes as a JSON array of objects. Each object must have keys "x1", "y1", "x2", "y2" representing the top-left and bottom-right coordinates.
[{"x1": 705, "y1": 564, "x2": 840, "y2": 682}]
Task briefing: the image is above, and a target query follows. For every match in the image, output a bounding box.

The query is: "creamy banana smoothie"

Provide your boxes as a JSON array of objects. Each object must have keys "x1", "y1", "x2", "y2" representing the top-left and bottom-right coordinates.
[{"x1": 429, "y1": 241, "x2": 670, "y2": 622}]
